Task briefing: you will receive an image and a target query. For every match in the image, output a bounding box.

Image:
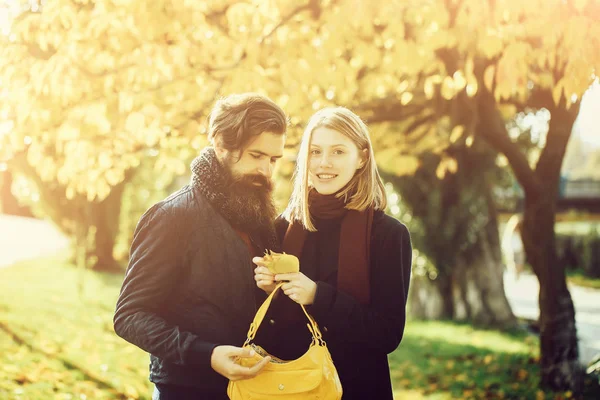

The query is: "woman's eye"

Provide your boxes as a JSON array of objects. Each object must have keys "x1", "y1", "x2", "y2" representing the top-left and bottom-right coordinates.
[
  {"x1": 333, "y1": 150, "x2": 344, "y2": 155},
  {"x1": 251, "y1": 154, "x2": 261, "y2": 159},
  {"x1": 310, "y1": 150, "x2": 320, "y2": 155}
]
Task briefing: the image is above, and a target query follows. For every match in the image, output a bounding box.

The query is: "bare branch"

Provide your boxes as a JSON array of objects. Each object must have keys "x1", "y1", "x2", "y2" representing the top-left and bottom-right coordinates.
[{"x1": 476, "y1": 84, "x2": 541, "y2": 196}]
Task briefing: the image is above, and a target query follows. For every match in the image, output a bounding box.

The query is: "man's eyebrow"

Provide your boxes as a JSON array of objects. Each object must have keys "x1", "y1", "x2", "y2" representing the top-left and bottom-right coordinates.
[
  {"x1": 248, "y1": 149, "x2": 283, "y2": 158},
  {"x1": 310, "y1": 144, "x2": 348, "y2": 148}
]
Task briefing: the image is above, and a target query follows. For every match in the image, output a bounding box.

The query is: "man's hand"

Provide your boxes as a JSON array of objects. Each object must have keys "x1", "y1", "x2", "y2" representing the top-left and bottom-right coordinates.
[
  {"x1": 210, "y1": 345, "x2": 271, "y2": 381},
  {"x1": 253, "y1": 257, "x2": 278, "y2": 294},
  {"x1": 275, "y1": 272, "x2": 317, "y2": 305}
]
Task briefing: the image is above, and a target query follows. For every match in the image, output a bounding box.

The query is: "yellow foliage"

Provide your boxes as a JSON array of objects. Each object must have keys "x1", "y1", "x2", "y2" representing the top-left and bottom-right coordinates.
[
  {"x1": 450, "y1": 125, "x2": 465, "y2": 143},
  {"x1": 0, "y1": 0, "x2": 598, "y2": 204}
]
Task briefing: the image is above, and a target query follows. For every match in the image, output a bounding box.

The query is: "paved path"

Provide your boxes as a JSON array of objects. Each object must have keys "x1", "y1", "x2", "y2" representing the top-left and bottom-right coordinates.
[
  {"x1": 504, "y1": 270, "x2": 600, "y2": 366},
  {"x1": 0, "y1": 214, "x2": 69, "y2": 268}
]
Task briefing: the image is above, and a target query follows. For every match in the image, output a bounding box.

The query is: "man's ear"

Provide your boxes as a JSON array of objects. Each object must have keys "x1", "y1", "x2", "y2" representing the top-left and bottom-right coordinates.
[{"x1": 212, "y1": 134, "x2": 228, "y2": 161}]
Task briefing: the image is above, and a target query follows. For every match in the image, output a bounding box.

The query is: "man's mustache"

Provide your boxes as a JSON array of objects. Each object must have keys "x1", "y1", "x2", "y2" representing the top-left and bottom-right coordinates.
[{"x1": 234, "y1": 174, "x2": 273, "y2": 191}]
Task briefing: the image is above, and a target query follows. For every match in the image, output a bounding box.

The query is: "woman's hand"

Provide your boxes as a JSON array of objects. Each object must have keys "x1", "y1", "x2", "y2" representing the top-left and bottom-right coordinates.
[
  {"x1": 275, "y1": 272, "x2": 317, "y2": 305},
  {"x1": 252, "y1": 257, "x2": 278, "y2": 294}
]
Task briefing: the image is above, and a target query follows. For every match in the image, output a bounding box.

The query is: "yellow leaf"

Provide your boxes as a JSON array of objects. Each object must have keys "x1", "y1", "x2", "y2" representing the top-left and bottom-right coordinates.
[
  {"x1": 553, "y1": 81, "x2": 564, "y2": 106},
  {"x1": 105, "y1": 169, "x2": 123, "y2": 186},
  {"x1": 466, "y1": 81, "x2": 478, "y2": 97},
  {"x1": 125, "y1": 112, "x2": 146, "y2": 133},
  {"x1": 453, "y1": 70, "x2": 467, "y2": 91},
  {"x1": 424, "y1": 78, "x2": 436, "y2": 99},
  {"x1": 397, "y1": 80, "x2": 409, "y2": 93},
  {"x1": 441, "y1": 76, "x2": 455, "y2": 100},
  {"x1": 447, "y1": 158, "x2": 457, "y2": 173},
  {"x1": 517, "y1": 369, "x2": 528, "y2": 381},
  {"x1": 536, "y1": 390, "x2": 545, "y2": 400},
  {"x1": 124, "y1": 384, "x2": 139, "y2": 398},
  {"x1": 96, "y1": 180, "x2": 111, "y2": 201},
  {"x1": 484, "y1": 66, "x2": 496, "y2": 92},
  {"x1": 424, "y1": 75, "x2": 442, "y2": 99},
  {"x1": 450, "y1": 125, "x2": 465, "y2": 143},
  {"x1": 483, "y1": 354, "x2": 493, "y2": 364},
  {"x1": 466, "y1": 135, "x2": 474, "y2": 147},
  {"x1": 400, "y1": 92, "x2": 413, "y2": 105},
  {"x1": 393, "y1": 155, "x2": 420, "y2": 176},
  {"x1": 480, "y1": 34, "x2": 503, "y2": 58},
  {"x1": 98, "y1": 152, "x2": 112, "y2": 169},
  {"x1": 573, "y1": 0, "x2": 588, "y2": 13},
  {"x1": 399, "y1": 378, "x2": 411, "y2": 387},
  {"x1": 499, "y1": 104, "x2": 517, "y2": 119}
]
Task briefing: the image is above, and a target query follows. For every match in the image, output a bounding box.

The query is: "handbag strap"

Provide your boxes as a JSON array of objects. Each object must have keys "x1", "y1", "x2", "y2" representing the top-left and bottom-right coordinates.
[{"x1": 245, "y1": 283, "x2": 324, "y2": 346}]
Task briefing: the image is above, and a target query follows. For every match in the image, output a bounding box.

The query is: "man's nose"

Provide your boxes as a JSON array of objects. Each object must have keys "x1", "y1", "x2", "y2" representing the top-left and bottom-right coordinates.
[{"x1": 257, "y1": 160, "x2": 273, "y2": 177}]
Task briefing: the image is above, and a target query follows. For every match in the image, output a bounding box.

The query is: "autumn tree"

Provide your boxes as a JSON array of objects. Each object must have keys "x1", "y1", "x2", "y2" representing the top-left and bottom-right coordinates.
[
  {"x1": 274, "y1": 0, "x2": 599, "y2": 391},
  {"x1": 246, "y1": 0, "x2": 599, "y2": 390},
  {"x1": 0, "y1": 0, "x2": 320, "y2": 269}
]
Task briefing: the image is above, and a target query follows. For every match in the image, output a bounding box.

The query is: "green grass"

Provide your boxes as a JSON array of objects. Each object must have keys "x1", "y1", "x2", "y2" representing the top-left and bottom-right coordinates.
[
  {"x1": 0, "y1": 255, "x2": 151, "y2": 400},
  {"x1": 389, "y1": 321, "x2": 600, "y2": 399},
  {"x1": 1, "y1": 255, "x2": 598, "y2": 399},
  {"x1": 567, "y1": 270, "x2": 600, "y2": 289},
  {"x1": 555, "y1": 221, "x2": 600, "y2": 236}
]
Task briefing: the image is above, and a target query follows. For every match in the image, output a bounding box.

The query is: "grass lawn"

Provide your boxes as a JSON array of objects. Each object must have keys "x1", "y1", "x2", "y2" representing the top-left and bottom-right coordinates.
[
  {"x1": 1, "y1": 255, "x2": 598, "y2": 399},
  {"x1": 566, "y1": 270, "x2": 600, "y2": 290}
]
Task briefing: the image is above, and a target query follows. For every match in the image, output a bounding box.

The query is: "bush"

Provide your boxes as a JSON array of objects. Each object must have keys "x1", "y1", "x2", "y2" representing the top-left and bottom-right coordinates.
[{"x1": 556, "y1": 226, "x2": 600, "y2": 278}]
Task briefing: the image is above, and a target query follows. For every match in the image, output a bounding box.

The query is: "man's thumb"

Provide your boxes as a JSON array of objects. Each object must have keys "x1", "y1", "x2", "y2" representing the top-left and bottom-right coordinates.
[{"x1": 233, "y1": 347, "x2": 256, "y2": 358}]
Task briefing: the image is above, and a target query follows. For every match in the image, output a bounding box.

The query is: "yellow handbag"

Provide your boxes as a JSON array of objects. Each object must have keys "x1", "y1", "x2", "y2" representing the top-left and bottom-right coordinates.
[{"x1": 227, "y1": 283, "x2": 343, "y2": 399}]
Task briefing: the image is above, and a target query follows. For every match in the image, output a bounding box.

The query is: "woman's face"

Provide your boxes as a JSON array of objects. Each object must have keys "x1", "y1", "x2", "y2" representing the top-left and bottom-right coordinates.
[{"x1": 308, "y1": 127, "x2": 365, "y2": 195}]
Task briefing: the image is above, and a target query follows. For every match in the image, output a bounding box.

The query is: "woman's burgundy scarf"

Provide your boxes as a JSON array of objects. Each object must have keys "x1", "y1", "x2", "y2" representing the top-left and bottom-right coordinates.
[{"x1": 282, "y1": 189, "x2": 373, "y2": 304}]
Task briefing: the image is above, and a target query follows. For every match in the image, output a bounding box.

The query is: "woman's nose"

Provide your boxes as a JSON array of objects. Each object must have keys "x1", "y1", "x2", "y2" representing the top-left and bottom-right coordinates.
[{"x1": 319, "y1": 154, "x2": 332, "y2": 168}]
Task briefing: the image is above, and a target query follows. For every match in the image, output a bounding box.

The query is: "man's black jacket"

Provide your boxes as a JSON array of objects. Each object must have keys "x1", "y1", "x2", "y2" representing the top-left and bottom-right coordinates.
[{"x1": 113, "y1": 185, "x2": 260, "y2": 395}]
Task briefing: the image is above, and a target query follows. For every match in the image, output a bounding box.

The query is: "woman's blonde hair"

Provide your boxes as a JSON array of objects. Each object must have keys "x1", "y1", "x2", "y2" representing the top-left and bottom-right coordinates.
[{"x1": 283, "y1": 107, "x2": 387, "y2": 231}]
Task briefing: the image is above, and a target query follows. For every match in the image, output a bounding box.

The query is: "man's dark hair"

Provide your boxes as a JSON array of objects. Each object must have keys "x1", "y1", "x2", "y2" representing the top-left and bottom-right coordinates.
[{"x1": 207, "y1": 93, "x2": 287, "y2": 151}]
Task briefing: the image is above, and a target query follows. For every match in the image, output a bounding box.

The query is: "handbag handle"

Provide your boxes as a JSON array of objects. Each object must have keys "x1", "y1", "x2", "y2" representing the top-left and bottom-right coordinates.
[{"x1": 245, "y1": 283, "x2": 324, "y2": 346}]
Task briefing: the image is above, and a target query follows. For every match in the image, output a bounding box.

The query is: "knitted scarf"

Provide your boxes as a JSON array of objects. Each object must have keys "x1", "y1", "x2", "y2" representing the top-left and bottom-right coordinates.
[{"x1": 190, "y1": 147, "x2": 278, "y2": 253}]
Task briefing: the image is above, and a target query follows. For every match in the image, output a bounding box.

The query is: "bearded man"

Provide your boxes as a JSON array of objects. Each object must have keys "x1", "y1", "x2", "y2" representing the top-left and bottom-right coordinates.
[{"x1": 114, "y1": 93, "x2": 288, "y2": 399}]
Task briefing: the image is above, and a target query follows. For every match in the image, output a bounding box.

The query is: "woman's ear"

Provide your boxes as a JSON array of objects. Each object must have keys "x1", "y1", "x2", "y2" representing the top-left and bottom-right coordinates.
[{"x1": 357, "y1": 148, "x2": 368, "y2": 169}]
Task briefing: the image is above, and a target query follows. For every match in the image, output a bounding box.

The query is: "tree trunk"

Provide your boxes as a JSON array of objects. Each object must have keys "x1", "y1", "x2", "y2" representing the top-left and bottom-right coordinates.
[
  {"x1": 407, "y1": 274, "x2": 450, "y2": 320},
  {"x1": 409, "y1": 227, "x2": 516, "y2": 328},
  {"x1": 383, "y1": 162, "x2": 516, "y2": 328},
  {"x1": 0, "y1": 170, "x2": 33, "y2": 217},
  {"x1": 89, "y1": 180, "x2": 126, "y2": 272},
  {"x1": 452, "y1": 205, "x2": 516, "y2": 327},
  {"x1": 10, "y1": 153, "x2": 129, "y2": 274},
  {"x1": 475, "y1": 78, "x2": 582, "y2": 391},
  {"x1": 522, "y1": 193, "x2": 581, "y2": 390}
]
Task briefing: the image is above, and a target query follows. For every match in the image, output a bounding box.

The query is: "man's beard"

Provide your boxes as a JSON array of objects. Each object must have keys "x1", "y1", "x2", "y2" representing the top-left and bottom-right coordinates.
[{"x1": 223, "y1": 166, "x2": 277, "y2": 232}]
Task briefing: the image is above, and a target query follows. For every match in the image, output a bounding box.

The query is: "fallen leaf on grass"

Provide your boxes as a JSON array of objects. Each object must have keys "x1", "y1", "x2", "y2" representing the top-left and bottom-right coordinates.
[{"x1": 517, "y1": 369, "x2": 528, "y2": 380}]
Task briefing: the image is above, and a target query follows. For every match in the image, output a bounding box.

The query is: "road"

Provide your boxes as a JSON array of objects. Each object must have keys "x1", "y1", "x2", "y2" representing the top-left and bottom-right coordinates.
[
  {"x1": 0, "y1": 214, "x2": 69, "y2": 268},
  {"x1": 504, "y1": 270, "x2": 600, "y2": 366}
]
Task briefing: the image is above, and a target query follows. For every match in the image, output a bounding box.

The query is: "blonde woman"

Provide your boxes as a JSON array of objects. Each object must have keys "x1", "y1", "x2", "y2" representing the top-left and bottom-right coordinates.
[{"x1": 253, "y1": 107, "x2": 412, "y2": 400}]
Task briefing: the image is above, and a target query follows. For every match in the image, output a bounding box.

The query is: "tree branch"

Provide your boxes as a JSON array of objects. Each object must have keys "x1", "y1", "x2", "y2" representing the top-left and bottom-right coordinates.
[
  {"x1": 259, "y1": 0, "x2": 315, "y2": 44},
  {"x1": 476, "y1": 83, "x2": 541, "y2": 196},
  {"x1": 534, "y1": 89, "x2": 579, "y2": 187}
]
